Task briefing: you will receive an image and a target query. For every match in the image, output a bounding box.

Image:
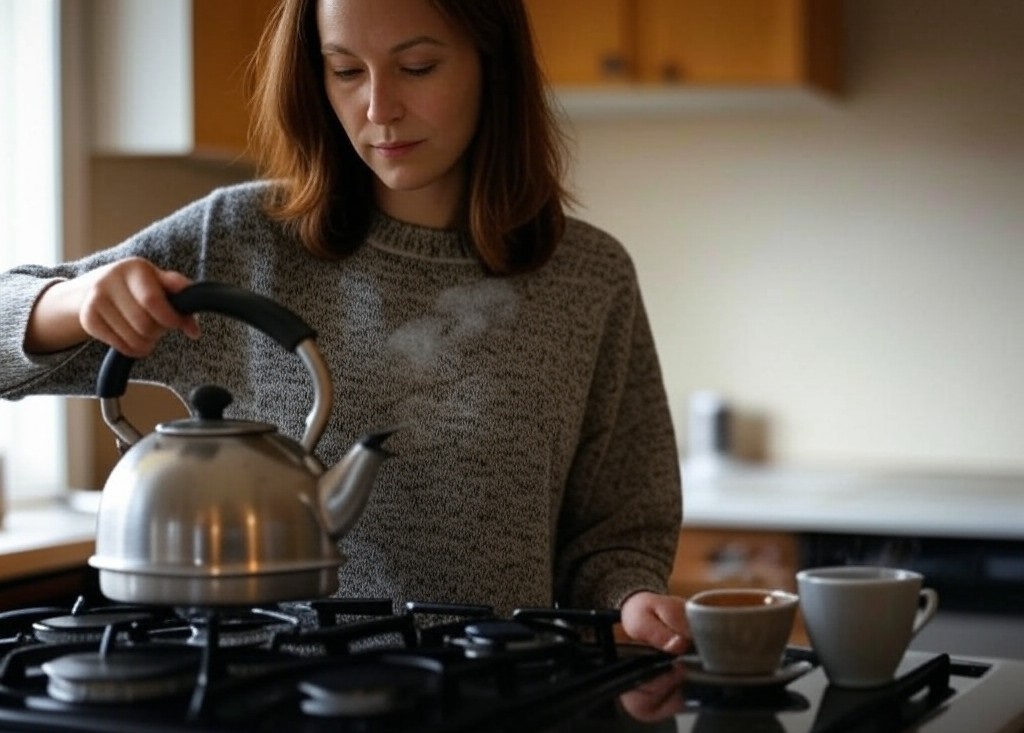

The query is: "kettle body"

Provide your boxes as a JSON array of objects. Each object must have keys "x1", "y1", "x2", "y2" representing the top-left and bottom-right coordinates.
[{"x1": 87, "y1": 283, "x2": 393, "y2": 606}]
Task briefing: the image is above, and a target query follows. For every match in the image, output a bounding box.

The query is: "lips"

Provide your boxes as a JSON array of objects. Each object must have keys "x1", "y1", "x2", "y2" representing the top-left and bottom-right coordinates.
[{"x1": 372, "y1": 140, "x2": 422, "y2": 159}]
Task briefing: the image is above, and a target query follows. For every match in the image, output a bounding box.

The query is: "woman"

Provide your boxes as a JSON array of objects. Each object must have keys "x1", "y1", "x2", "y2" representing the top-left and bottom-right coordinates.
[{"x1": 0, "y1": 0, "x2": 688, "y2": 653}]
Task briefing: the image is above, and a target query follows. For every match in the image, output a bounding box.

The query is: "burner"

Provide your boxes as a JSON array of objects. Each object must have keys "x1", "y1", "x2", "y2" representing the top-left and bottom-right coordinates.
[
  {"x1": 447, "y1": 619, "x2": 569, "y2": 659},
  {"x1": 40, "y1": 646, "x2": 201, "y2": 703},
  {"x1": 32, "y1": 612, "x2": 152, "y2": 644},
  {"x1": 183, "y1": 613, "x2": 297, "y2": 649}
]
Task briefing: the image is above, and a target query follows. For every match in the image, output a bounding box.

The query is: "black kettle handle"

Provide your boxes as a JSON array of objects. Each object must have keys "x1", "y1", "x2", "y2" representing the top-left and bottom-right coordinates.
[{"x1": 96, "y1": 282, "x2": 317, "y2": 399}]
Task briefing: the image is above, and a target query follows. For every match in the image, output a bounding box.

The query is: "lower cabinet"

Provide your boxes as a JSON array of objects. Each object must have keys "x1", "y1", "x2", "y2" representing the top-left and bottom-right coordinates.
[
  {"x1": 0, "y1": 565, "x2": 96, "y2": 612},
  {"x1": 670, "y1": 527, "x2": 809, "y2": 645}
]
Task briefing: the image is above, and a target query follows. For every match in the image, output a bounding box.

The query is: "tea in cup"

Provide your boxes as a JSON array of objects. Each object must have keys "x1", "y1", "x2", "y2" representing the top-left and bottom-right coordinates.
[
  {"x1": 684, "y1": 588, "x2": 799, "y2": 676},
  {"x1": 796, "y1": 566, "x2": 939, "y2": 688}
]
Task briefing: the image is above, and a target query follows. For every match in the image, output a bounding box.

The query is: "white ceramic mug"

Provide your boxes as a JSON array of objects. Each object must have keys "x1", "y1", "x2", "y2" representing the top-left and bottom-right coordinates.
[
  {"x1": 685, "y1": 588, "x2": 799, "y2": 676},
  {"x1": 796, "y1": 566, "x2": 939, "y2": 688}
]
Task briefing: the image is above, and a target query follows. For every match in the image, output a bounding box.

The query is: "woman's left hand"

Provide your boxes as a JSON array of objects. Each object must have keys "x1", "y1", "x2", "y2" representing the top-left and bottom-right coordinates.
[{"x1": 620, "y1": 591, "x2": 691, "y2": 654}]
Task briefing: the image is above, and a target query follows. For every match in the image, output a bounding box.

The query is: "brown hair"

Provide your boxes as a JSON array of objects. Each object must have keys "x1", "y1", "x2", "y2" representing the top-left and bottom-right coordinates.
[{"x1": 249, "y1": 0, "x2": 572, "y2": 275}]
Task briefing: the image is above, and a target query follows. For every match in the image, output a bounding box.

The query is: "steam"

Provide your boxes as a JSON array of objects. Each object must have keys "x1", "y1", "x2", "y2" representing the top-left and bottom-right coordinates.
[{"x1": 386, "y1": 280, "x2": 519, "y2": 375}]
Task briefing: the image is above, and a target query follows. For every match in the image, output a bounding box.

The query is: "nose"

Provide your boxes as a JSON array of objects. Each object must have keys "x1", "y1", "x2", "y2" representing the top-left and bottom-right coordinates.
[{"x1": 366, "y1": 74, "x2": 403, "y2": 124}]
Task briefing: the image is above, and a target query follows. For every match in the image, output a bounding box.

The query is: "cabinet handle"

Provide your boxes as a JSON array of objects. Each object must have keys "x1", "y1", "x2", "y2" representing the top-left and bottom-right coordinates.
[
  {"x1": 600, "y1": 54, "x2": 629, "y2": 78},
  {"x1": 661, "y1": 63, "x2": 682, "y2": 83}
]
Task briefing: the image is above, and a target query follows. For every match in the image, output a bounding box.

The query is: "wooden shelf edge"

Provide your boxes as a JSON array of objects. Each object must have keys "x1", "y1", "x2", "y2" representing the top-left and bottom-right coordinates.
[{"x1": 550, "y1": 85, "x2": 841, "y2": 120}]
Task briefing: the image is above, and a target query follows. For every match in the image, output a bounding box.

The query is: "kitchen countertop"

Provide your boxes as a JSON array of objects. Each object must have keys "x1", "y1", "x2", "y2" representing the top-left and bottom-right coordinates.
[
  {"x1": 0, "y1": 499, "x2": 97, "y2": 582},
  {"x1": 3, "y1": 466, "x2": 1022, "y2": 585},
  {"x1": 681, "y1": 463, "x2": 1024, "y2": 540}
]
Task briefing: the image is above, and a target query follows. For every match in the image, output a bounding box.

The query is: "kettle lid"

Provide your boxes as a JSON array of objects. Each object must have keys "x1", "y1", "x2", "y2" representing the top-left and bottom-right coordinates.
[{"x1": 156, "y1": 384, "x2": 275, "y2": 438}]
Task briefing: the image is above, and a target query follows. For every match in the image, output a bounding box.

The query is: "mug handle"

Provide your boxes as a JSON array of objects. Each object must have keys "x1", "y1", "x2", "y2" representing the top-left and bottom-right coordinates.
[{"x1": 911, "y1": 588, "x2": 939, "y2": 636}]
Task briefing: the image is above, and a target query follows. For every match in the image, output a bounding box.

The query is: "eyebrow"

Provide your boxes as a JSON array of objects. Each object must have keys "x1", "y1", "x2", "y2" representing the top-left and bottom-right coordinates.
[{"x1": 322, "y1": 35, "x2": 445, "y2": 56}]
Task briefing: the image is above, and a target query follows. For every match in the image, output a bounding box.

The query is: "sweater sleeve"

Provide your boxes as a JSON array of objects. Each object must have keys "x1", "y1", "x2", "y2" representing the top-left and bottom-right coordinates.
[
  {"x1": 553, "y1": 277, "x2": 682, "y2": 610},
  {"x1": 0, "y1": 190, "x2": 223, "y2": 399}
]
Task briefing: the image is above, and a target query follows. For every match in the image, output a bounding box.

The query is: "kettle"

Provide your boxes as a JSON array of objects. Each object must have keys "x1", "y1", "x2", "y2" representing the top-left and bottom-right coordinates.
[{"x1": 88, "y1": 282, "x2": 395, "y2": 606}]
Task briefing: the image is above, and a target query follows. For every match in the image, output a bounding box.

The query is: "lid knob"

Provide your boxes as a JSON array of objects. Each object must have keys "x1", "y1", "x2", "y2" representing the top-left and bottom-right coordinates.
[{"x1": 190, "y1": 385, "x2": 233, "y2": 421}]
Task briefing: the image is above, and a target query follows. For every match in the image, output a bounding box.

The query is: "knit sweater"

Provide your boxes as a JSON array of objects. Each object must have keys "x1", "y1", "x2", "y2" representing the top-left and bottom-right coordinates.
[{"x1": 0, "y1": 181, "x2": 681, "y2": 615}]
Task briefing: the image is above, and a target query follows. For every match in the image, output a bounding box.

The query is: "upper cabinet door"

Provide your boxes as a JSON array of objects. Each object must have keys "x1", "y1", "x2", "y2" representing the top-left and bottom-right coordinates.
[
  {"x1": 636, "y1": 0, "x2": 801, "y2": 84},
  {"x1": 523, "y1": 0, "x2": 635, "y2": 85},
  {"x1": 524, "y1": 0, "x2": 841, "y2": 93},
  {"x1": 192, "y1": 0, "x2": 279, "y2": 159},
  {"x1": 636, "y1": 0, "x2": 841, "y2": 89}
]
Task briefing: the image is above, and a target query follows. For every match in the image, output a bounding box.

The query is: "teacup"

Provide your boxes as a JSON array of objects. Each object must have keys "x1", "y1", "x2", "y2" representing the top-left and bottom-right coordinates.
[
  {"x1": 685, "y1": 588, "x2": 799, "y2": 676},
  {"x1": 796, "y1": 566, "x2": 939, "y2": 688}
]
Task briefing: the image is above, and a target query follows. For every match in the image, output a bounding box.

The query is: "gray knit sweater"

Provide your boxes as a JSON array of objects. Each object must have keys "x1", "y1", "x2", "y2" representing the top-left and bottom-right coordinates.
[{"x1": 0, "y1": 181, "x2": 681, "y2": 615}]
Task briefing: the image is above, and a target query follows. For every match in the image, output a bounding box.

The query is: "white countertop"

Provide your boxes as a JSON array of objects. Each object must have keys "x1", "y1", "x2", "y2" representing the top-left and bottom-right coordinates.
[
  {"x1": 0, "y1": 500, "x2": 97, "y2": 582},
  {"x1": 681, "y1": 463, "x2": 1024, "y2": 540},
  {"x1": 2, "y1": 467, "x2": 1021, "y2": 586}
]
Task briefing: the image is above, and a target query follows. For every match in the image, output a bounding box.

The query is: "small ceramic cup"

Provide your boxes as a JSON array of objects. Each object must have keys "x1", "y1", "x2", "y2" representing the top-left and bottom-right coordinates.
[{"x1": 685, "y1": 588, "x2": 799, "y2": 676}]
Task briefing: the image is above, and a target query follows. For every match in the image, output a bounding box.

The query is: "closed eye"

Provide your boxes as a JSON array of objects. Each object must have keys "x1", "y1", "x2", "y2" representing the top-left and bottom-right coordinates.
[
  {"x1": 403, "y1": 63, "x2": 437, "y2": 77},
  {"x1": 330, "y1": 68, "x2": 363, "y2": 80}
]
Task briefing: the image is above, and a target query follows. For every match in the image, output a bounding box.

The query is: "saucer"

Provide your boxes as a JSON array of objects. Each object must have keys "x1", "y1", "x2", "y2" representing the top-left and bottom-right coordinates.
[{"x1": 680, "y1": 655, "x2": 814, "y2": 688}]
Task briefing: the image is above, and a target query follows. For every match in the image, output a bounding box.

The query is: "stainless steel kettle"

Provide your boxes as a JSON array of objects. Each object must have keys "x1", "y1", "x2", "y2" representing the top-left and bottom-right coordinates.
[{"x1": 88, "y1": 282, "x2": 395, "y2": 607}]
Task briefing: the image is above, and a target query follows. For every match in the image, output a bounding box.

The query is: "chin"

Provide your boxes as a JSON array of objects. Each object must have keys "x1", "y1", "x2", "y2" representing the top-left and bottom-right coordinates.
[{"x1": 374, "y1": 170, "x2": 433, "y2": 192}]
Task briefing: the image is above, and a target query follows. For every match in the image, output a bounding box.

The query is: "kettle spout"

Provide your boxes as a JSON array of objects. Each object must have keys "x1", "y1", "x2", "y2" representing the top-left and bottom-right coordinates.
[{"x1": 318, "y1": 428, "x2": 397, "y2": 539}]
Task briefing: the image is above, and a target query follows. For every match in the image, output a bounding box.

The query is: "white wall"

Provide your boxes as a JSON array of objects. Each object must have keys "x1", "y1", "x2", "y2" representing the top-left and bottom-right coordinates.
[
  {"x1": 90, "y1": 0, "x2": 192, "y2": 154},
  {"x1": 565, "y1": 0, "x2": 1024, "y2": 474}
]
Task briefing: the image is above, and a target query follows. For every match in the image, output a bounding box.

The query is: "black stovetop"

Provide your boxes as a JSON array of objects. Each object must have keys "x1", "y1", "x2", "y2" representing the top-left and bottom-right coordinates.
[
  {"x1": 0, "y1": 597, "x2": 672, "y2": 733},
  {"x1": 0, "y1": 596, "x2": 1018, "y2": 733}
]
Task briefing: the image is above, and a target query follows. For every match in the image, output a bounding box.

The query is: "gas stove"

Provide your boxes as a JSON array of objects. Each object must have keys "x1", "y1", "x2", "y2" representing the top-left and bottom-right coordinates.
[
  {"x1": 0, "y1": 596, "x2": 1021, "y2": 733},
  {"x1": 0, "y1": 596, "x2": 666, "y2": 733}
]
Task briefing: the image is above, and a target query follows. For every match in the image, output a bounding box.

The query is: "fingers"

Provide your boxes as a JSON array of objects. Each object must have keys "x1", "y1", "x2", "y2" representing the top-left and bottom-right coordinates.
[
  {"x1": 652, "y1": 596, "x2": 691, "y2": 653},
  {"x1": 620, "y1": 591, "x2": 693, "y2": 654},
  {"x1": 78, "y1": 258, "x2": 196, "y2": 358},
  {"x1": 643, "y1": 595, "x2": 690, "y2": 653},
  {"x1": 156, "y1": 269, "x2": 201, "y2": 340},
  {"x1": 659, "y1": 632, "x2": 690, "y2": 655},
  {"x1": 649, "y1": 624, "x2": 690, "y2": 655}
]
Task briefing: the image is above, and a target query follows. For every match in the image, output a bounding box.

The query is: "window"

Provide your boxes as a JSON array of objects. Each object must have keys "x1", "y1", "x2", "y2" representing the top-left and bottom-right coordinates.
[{"x1": 0, "y1": 0, "x2": 66, "y2": 503}]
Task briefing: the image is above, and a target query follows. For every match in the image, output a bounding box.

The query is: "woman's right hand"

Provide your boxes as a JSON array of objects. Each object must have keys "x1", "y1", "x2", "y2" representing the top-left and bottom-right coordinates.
[{"x1": 25, "y1": 258, "x2": 200, "y2": 358}]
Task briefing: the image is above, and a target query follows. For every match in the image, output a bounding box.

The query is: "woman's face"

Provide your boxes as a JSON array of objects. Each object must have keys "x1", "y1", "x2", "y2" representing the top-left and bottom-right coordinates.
[{"x1": 317, "y1": 0, "x2": 483, "y2": 227}]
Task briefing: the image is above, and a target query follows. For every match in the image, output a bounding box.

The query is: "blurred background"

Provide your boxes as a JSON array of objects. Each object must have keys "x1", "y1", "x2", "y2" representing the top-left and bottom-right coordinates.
[{"x1": 3, "y1": 0, "x2": 1022, "y2": 493}]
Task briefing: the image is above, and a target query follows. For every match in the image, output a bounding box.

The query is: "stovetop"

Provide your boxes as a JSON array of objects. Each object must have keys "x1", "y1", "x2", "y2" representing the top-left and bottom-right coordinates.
[
  {"x1": 0, "y1": 597, "x2": 669, "y2": 733},
  {"x1": 670, "y1": 650, "x2": 1024, "y2": 733},
  {"x1": 0, "y1": 596, "x2": 1022, "y2": 733}
]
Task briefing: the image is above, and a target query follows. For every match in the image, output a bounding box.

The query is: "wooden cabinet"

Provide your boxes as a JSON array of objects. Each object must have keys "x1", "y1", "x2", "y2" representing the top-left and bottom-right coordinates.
[
  {"x1": 670, "y1": 527, "x2": 809, "y2": 644},
  {"x1": 523, "y1": 0, "x2": 634, "y2": 85},
  {"x1": 0, "y1": 566, "x2": 96, "y2": 612},
  {"x1": 192, "y1": 0, "x2": 279, "y2": 158},
  {"x1": 670, "y1": 527, "x2": 799, "y2": 596},
  {"x1": 90, "y1": 0, "x2": 277, "y2": 159},
  {"x1": 524, "y1": 0, "x2": 841, "y2": 93}
]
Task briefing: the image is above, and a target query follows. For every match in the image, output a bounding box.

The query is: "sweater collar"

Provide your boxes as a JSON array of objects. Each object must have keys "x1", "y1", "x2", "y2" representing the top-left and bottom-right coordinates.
[{"x1": 365, "y1": 210, "x2": 478, "y2": 263}]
